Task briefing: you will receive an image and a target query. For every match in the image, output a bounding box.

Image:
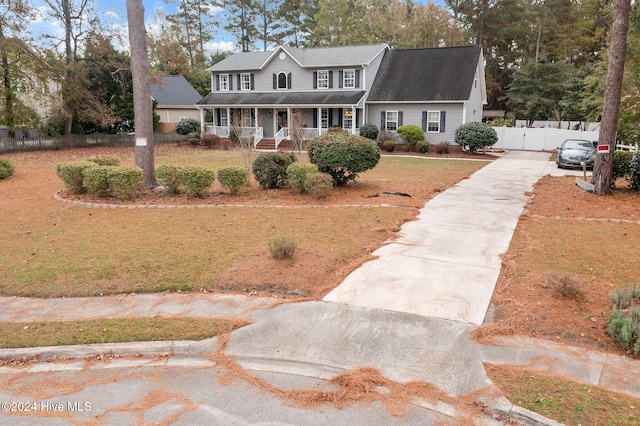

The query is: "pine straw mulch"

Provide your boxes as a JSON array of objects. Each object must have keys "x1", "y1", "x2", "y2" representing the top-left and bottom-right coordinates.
[{"x1": 484, "y1": 175, "x2": 640, "y2": 358}]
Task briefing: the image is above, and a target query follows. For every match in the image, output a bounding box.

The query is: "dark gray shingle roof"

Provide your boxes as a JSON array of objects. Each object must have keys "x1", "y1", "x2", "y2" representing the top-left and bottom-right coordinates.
[
  {"x1": 368, "y1": 46, "x2": 482, "y2": 102},
  {"x1": 150, "y1": 75, "x2": 202, "y2": 106},
  {"x1": 198, "y1": 91, "x2": 367, "y2": 106}
]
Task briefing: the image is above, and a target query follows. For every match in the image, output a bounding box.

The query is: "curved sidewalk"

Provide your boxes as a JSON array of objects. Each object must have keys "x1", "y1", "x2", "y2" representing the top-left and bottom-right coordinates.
[{"x1": 324, "y1": 151, "x2": 552, "y2": 325}]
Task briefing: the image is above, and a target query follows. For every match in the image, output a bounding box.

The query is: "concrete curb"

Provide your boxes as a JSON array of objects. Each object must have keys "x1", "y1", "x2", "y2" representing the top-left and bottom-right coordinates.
[{"x1": 0, "y1": 338, "x2": 218, "y2": 361}]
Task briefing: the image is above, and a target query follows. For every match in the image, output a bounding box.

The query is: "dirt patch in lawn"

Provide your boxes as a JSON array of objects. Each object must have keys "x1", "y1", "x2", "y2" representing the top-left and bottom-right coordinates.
[{"x1": 488, "y1": 175, "x2": 640, "y2": 357}]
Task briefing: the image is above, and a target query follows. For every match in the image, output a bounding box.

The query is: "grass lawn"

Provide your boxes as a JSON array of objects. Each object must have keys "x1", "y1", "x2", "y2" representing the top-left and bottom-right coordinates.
[
  {"x1": 0, "y1": 317, "x2": 244, "y2": 348},
  {"x1": 0, "y1": 145, "x2": 488, "y2": 298},
  {"x1": 487, "y1": 365, "x2": 640, "y2": 426}
]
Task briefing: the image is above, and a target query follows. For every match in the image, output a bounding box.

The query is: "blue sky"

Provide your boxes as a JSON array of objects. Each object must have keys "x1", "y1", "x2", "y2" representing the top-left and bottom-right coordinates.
[{"x1": 29, "y1": 0, "x2": 445, "y2": 54}]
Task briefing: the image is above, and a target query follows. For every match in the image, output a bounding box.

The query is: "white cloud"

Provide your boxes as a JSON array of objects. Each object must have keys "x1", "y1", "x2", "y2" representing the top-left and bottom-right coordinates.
[{"x1": 205, "y1": 41, "x2": 235, "y2": 53}]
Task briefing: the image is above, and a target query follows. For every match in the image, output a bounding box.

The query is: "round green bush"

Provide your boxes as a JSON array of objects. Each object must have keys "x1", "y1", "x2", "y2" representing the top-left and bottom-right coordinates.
[
  {"x1": 612, "y1": 151, "x2": 634, "y2": 183},
  {"x1": 217, "y1": 166, "x2": 248, "y2": 194},
  {"x1": 435, "y1": 141, "x2": 450, "y2": 154},
  {"x1": 179, "y1": 166, "x2": 215, "y2": 197},
  {"x1": 175, "y1": 118, "x2": 200, "y2": 136},
  {"x1": 156, "y1": 164, "x2": 183, "y2": 195},
  {"x1": 397, "y1": 125, "x2": 425, "y2": 146},
  {"x1": 382, "y1": 140, "x2": 396, "y2": 152},
  {"x1": 286, "y1": 163, "x2": 318, "y2": 193},
  {"x1": 82, "y1": 165, "x2": 114, "y2": 197},
  {"x1": 359, "y1": 123, "x2": 379, "y2": 140},
  {"x1": 56, "y1": 161, "x2": 94, "y2": 194},
  {"x1": 87, "y1": 155, "x2": 121, "y2": 166},
  {"x1": 630, "y1": 150, "x2": 640, "y2": 191},
  {"x1": 454, "y1": 122, "x2": 498, "y2": 154},
  {"x1": 0, "y1": 158, "x2": 15, "y2": 179},
  {"x1": 416, "y1": 141, "x2": 430, "y2": 153},
  {"x1": 252, "y1": 152, "x2": 297, "y2": 189},
  {"x1": 107, "y1": 167, "x2": 143, "y2": 200},
  {"x1": 308, "y1": 132, "x2": 380, "y2": 186},
  {"x1": 303, "y1": 172, "x2": 333, "y2": 198}
]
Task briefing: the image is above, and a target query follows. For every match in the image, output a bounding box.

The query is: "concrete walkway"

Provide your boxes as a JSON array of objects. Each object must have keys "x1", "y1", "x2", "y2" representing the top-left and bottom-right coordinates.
[
  {"x1": 325, "y1": 151, "x2": 551, "y2": 325},
  {"x1": 1, "y1": 152, "x2": 636, "y2": 425}
]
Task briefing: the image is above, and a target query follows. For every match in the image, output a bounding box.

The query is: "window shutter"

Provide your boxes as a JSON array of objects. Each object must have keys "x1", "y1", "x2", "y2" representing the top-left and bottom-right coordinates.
[
  {"x1": 440, "y1": 111, "x2": 446, "y2": 133},
  {"x1": 250, "y1": 73, "x2": 255, "y2": 90},
  {"x1": 237, "y1": 74, "x2": 240, "y2": 90},
  {"x1": 287, "y1": 73, "x2": 292, "y2": 89},
  {"x1": 313, "y1": 72, "x2": 317, "y2": 89},
  {"x1": 328, "y1": 71, "x2": 333, "y2": 88},
  {"x1": 355, "y1": 70, "x2": 360, "y2": 88},
  {"x1": 313, "y1": 108, "x2": 318, "y2": 128},
  {"x1": 398, "y1": 111, "x2": 403, "y2": 127},
  {"x1": 339, "y1": 71, "x2": 343, "y2": 88},
  {"x1": 422, "y1": 111, "x2": 427, "y2": 131},
  {"x1": 381, "y1": 111, "x2": 385, "y2": 129},
  {"x1": 216, "y1": 75, "x2": 220, "y2": 91},
  {"x1": 273, "y1": 74, "x2": 277, "y2": 89},
  {"x1": 229, "y1": 75, "x2": 233, "y2": 91}
]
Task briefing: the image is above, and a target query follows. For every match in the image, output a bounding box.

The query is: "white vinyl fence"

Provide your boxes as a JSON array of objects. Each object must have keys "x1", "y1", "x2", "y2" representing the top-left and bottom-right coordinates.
[{"x1": 491, "y1": 127, "x2": 600, "y2": 151}]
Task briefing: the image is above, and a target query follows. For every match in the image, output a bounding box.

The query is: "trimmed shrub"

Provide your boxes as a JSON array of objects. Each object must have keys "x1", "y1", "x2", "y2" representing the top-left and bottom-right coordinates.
[
  {"x1": 179, "y1": 166, "x2": 215, "y2": 197},
  {"x1": 107, "y1": 167, "x2": 143, "y2": 200},
  {"x1": 607, "y1": 285, "x2": 640, "y2": 354},
  {"x1": 612, "y1": 151, "x2": 634, "y2": 183},
  {"x1": 308, "y1": 132, "x2": 380, "y2": 186},
  {"x1": 303, "y1": 172, "x2": 333, "y2": 198},
  {"x1": 252, "y1": 152, "x2": 297, "y2": 189},
  {"x1": 83, "y1": 165, "x2": 114, "y2": 197},
  {"x1": 359, "y1": 123, "x2": 379, "y2": 140},
  {"x1": 217, "y1": 166, "x2": 248, "y2": 194},
  {"x1": 435, "y1": 141, "x2": 450, "y2": 154},
  {"x1": 202, "y1": 134, "x2": 221, "y2": 148},
  {"x1": 416, "y1": 141, "x2": 430, "y2": 153},
  {"x1": 397, "y1": 125, "x2": 425, "y2": 147},
  {"x1": 156, "y1": 165, "x2": 183, "y2": 195},
  {"x1": 267, "y1": 236, "x2": 297, "y2": 259},
  {"x1": 378, "y1": 130, "x2": 397, "y2": 143},
  {"x1": 455, "y1": 121, "x2": 497, "y2": 154},
  {"x1": 56, "y1": 161, "x2": 94, "y2": 194},
  {"x1": 175, "y1": 118, "x2": 200, "y2": 136},
  {"x1": 87, "y1": 155, "x2": 120, "y2": 166},
  {"x1": 286, "y1": 163, "x2": 318, "y2": 193},
  {"x1": 0, "y1": 158, "x2": 14, "y2": 179},
  {"x1": 382, "y1": 140, "x2": 396, "y2": 152},
  {"x1": 630, "y1": 150, "x2": 640, "y2": 191},
  {"x1": 187, "y1": 132, "x2": 201, "y2": 145}
]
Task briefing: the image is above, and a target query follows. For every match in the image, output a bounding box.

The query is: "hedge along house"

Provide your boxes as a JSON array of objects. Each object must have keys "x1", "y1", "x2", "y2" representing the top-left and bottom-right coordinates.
[
  {"x1": 151, "y1": 75, "x2": 203, "y2": 133},
  {"x1": 196, "y1": 44, "x2": 486, "y2": 149}
]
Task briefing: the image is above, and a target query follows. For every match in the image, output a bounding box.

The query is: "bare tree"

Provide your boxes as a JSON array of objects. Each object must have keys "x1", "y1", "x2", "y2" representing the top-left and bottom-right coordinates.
[
  {"x1": 126, "y1": 0, "x2": 156, "y2": 187},
  {"x1": 592, "y1": 0, "x2": 631, "y2": 195}
]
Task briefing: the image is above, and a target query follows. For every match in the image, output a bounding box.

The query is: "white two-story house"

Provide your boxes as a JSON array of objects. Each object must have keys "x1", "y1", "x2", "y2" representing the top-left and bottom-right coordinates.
[{"x1": 197, "y1": 43, "x2": 486, "y2": 149}]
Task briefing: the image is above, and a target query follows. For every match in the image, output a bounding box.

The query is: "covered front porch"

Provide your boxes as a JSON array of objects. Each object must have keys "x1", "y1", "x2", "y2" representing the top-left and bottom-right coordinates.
[{"x1": 196, "y1": 91, "x2": 366, "y2": 150}]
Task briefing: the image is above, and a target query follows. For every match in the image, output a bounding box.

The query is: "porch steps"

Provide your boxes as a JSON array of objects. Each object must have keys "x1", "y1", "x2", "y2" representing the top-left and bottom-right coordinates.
[{"x1": 255, "y1": 139, "x2": 295, "y2": 151}]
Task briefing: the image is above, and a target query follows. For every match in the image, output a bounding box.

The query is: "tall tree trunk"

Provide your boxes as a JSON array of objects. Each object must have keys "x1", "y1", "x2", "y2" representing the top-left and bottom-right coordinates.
[
  {"x1": 593, "y1": 0, "x2": 631, "y2": 195},
  {"x1": 0, "y1": 26, "x2": 15, "y2": 135},
  {"x1": 126, "y1": 0, "x2": 156, "y2": 187}
]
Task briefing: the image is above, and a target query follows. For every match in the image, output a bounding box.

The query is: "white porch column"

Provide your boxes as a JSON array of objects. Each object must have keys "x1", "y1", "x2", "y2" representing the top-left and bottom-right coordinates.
[
  {"x1": 317, "y1": 108, "x2": 321, "y2": 134},
  {"x1": 287, "y1": 107, "x2": 291, "y2": 129},
  {"x1": 254, "y1": 107, "x2": 258, "y2": 127},
  {"x1": 462, "y1": 104, "x2": 467, "y2": 124},
  {"x1": 227, "y1": 108, "x2": 231, "y2": 127},
  {"x1": 351, "y1": 106, "x2": 356, "y2": 134},
  {"x1": 199, "y1": 108, "x2": 205, "y2": 134}
]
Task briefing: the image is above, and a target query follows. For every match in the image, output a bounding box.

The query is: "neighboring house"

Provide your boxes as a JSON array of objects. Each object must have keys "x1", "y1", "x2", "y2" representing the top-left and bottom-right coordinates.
[
  {"x1": 151, "y1": 75, "x2": 203, "y2": 133},
  {"x1": 197, "y1": 44, "x2": 486, "y2": 148}
]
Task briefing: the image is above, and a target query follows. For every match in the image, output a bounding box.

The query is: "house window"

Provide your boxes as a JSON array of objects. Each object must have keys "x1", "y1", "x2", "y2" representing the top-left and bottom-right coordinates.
[
  {"x1": 343, "y1": 69, "x2": 355, "y2": 88},
  {"x1": 343, "y1": 110, "x2": 353, "y2": 130},
  {"x1": 385, "y1": 111, "x2": 398, "y2": 131},
  {"x1": 320, "y1": 108, "x2": 329, "y2": 128},
  {"x1": 240, "y1": 73, "x2": 251, "y2": 91},
  {"x1": 219, "y1": 109, "x2": 228, "y2": 126},
  {"x1": 278, "y1": 72, "x2": 287, "y2": 89},
  {"x1": 241, "y1": 108, "x2": 252, "y2": 127},
  {"x1": 427, "y1": 111, "x2": 441, "y2": 132},
  {"x1": 317, "y1": 70, "x2": 328, "y2": 89},
  {"x1": 219, "y1": 74, "x2": 229, "y2": 91}
]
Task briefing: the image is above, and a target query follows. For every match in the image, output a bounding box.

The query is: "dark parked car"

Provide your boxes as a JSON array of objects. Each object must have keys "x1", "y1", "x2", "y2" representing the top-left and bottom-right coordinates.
[{"x1": 556, "y1": 139, "x2": 597, "y2": 169}]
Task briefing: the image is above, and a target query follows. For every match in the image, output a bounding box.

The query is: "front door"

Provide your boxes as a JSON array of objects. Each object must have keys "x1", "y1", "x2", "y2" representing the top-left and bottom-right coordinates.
[{"x1": 277, "y1": 111, "x2": 288, "y2": 131}]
